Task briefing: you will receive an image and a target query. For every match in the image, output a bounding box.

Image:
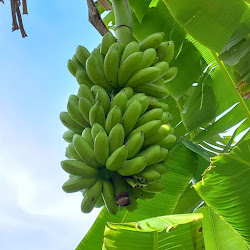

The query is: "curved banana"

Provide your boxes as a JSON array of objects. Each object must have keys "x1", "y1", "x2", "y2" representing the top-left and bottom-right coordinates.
[
  {"x1": 60, "y1": 112, "x2": 83, "y2": 134},
  {"x1": 82, "y1": 127, "x2": 94, "y2": 148},
  {"x1": 95, "y1": 89, "x2": 110, "y2": 115},
  {"x1": 139, "y1": 32, "x2": 165, "y2": 51},
  {"x1": 137, "y1": 96, "x2": 150, "y2": 115},
  {"x1": 135, "y1": 108, "x2": 163, "y2": 128},
  {"x1": 156, "y1": 41, "x2": 169, "y2": 59},
  {"x1": 79, "y1": 97, "x2": 93, "y2": 124},
  {"x1": 147, "y1": 163, "x2": 167, "y2": 175},
  {"x1": 72, "y1": 54, "x2": 83, "y2": 67},
  {"x1": 163, "y1": 67, "x2": 178, "y2": 82},
  {"x1": 153, "y1": 61, "x2": 169, "y2": 77},
  {"x1": 144, "y1": 181, "x2": 166, "y2": 193},
  {"x1": 158, "y1": 134, "x2": 177, "y2": 148},
  {"x1": 109, "y1": 123, "x2": 125, "y2": 154},
  {"x1": 77, "y1": 84, "x2": 95, "y2": 105},
  {"x1": 91, "y1": 85, "x2": 106, "y2": 98},
  {"x1": 76, "y1": 45, "x2": 90, "y2": 66},
  {"x1": 141, "y1": 48, "x2": 157, "y2": 68},
  {"x1": 136, "y1": 145, "x2": 161, "y2": 166},
  {"x1": 66, "y1": 142, "x2": 83, "y2": 161},
  {"x1": 118, "y1": 87, "x2": 134, "y2": 99},
  {"x1": 136, "y1": 169, "x2": 161, "y2": 183},
  {"x1": 156, "y1": 147, "x2": 169, "y2": 163},
  {"x1": 94, "y1": 130, "x2": 109, "y2": 166},
  {"x1": 106, "y1": 145, "x2": 128, "y2": 171},
  {"x1": 91, "y1": 123, "x2": 104, "y2": 141},
  {"x1": 89, "y1": 101, "x2": 106, "y2": 127},
  {"x1": 105, "y1": 105, "x2": 122, "y2": 134},
  {"x1": 94, "y1": 194, "x2": 105, "y2": 208},
  {"x1": 110, "y1": 92, "x2": 127, "y2": 114},
  {"x1": 139, "y1": 190, "x2": 156, "y2": 200},
  {"x1": 63, "y1": 130, "x2": 76, "y2": 143},
  {"x1": 125, "y1": 131, "x2": 144, "y2": 159},
  {"x1": 100, "y1": 32, "x2": 116, "y2": 56},
  {"x1": 75, "y1": 68, "x2": 94, "y2": 88},
  {"x1": 126, "y1": 93, "x2": 145, "y2": 107},
  {"x1": 161, "y1": 41, "x2": 174, "y2": 63},
  {"x1": 134, "y1": 83, "x2": 169, "y2": 99},
  {"x1": 120, "y1": 41, "x2": 140, "y2": 64},
  {"x1": 67, "y1": 59, "x2": 82, "y2": 76}
]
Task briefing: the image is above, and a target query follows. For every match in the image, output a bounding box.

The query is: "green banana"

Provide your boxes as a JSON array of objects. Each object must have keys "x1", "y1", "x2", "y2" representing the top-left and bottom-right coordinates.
[
  {"x1": 158, "y1": 134, "x2": 177, "y2": 148},
  {"x1": 143, "y1": 124, "x2": 171, "y2": 146},
  {"x1": 63, "y1": 130, "x2": 76, "y2": 143},
  {"x1": 100, "y1": 32, "x2": 116, "y2": 56},
  {"x1": 72, "y1": 54, "x2": 83, "y2": 67},
  {"x1": 94, "y1": 130, "x2": 109, "y2": 166},
  {"x1": 126, "y1": 67, "x2": 161, "y2": 87},
  {"x1": 89, "y1": 101, "x2": 106, "y2": 127},
  {"x1": 105, "y1": 105, "x2": 122, "y2": 134},
  {"x1": 94, "y1": 194, "x2": 105, "y2": 208},
  {"x1": 67, "y1": 59, "x2": 82, "y2": 76},
  {"x1": 79, "y1": 97, "x2": 93, "y2": 123},
  {"x1": 125, "y1": 131, "x2": 144, "y2": 159},
  {"x1": 153, "y1": 61, "x2": 169, "y2": 77},
  {"x1": 127, "y1": 120, "x2": 161, "y2": 140},
  {"x1": 62, "y1": 175, "x2": 97, "y2": 193},
  {"x1": 137, "y1": 96, "x2": 150, "y2": 115},
  {"x1": 136, "y1": 145, "x2": 161, "y2": 166},
  {"x1": 95, "y1": 89, "x2": 110, "y2": 115},
  {"x1": 152, "y1": 78, "x2": 165, "y2": 87},
  {"x1": 156, "y1": 147, "x2": 169, "y2": 162},
  {"x1": 67, "y1": 98, "x2": 89, "y2": 128},
  {"x1": 82, "y1": 127, "x2": 94, "y2": 148},
  {"x1": 147, "y1": 163, "x2": 167, "y2": 175},
  {"x1": 60, "y1": 112, "x2": 83, "y2": 134},
  {"x1": 90, "y1": 85, "x2": 105, "y2": 97},
  {"x1": 122, "y1": 100, "x2": 142, "y2": 136},
  {"x1": 161, "y1": 41, "x2": 174, "y2": 63},
  {"x1": 109, "y1": 124, "x2": 125, "y2": 154},
  {"x1": 77, "y1": 84, "x2": 95, "y2": 105},
  {"x1": 141, "y1": 48, "x2": 157, "y2": 68},
  {"x1": 85, "y1": 54, "x2": 112, "y2": 91},
  {"x1": 163, "y1": 67, "x2": 178, "y2": 82},
  {"x1": 125, "y1": 195, "x2": 138, "y2": 212},
  {"x1": 136, "y1": 169, "x2": 161, "y2": 183},
  {"x1": 73, "y1": 134, "x2": 99, "y2": 167},
  {"x1": 156, "y1": 41, "x2": 169, "y2": 59},
  {"x1": 91, "y1": 123, "x2": 104, "y2": 141},
  {"x1": 118, "y1": 87, "x2": 133, "y2": 99},
  {"x1": 110, "y1": 92, "x2": 127, "y2": 114},
  {"x1": 76, "y1": 45, "x2": 90, "y2": 66},
  {"x1": 81, "y1": 178, "x2": 103, "y2": 213},
  {"x1": 158, "y1": 102, "x2": 169, "y2": 111},
  {"x1": 108, "y1": 42, "x2": 124, "y2": 54},
  {"x1": 117, "y1": 156, "x2": 147, "y2": 176},
  {"x1": 66, "y1": 142, "x2": 83, "y2": 161},
  {"x1": 169, "y1": 126, "x2": 175, "y2": 134},
  {"x1": 106, "y1": 145, "x2": 128, "y2": 171},
  {"x1": 139, "y1": 190, "x2": 156, "y2": 200},
  {"x1": 126, "y1": 178, "x2": 139, "y2": 188},
  {"x1": 91, "y1": 49, "x2": 104, "y2": 68},
  {"x1": 134, "y1": 83, "x2": 169, "y2": 99},
  {"x1": 118, "y1": 52, "x2": 143, "y2": 87},
  {"x1": 68, "y1": 94, "x2": 79, "y2": 103},
  {"x1": 126, "y1": 93, "x2": 145, "y2": 107},
  {"x1": 102, "y1": 180, "x2": 119, "y2": 215},
  {"x1": 144, "y1": 181, "x2": 166, "y2": 193},
  {"x1": 139, "y1": 32, "x2": 165, "y2": 51},
  {"x1": 135, "y1": 108, "x2": 163, "y2": 128},
  {"x1": 65, "y1": 149, "x2": 72, "y2": 159},
  {"x1": 75, "y1": 68, "x2": 93, "y2": 88},
  {"x1": 61, "y1": 160, "x2": 99, "y2": 177},
  {"x1": 120, "y1": 41, "x2": 140, "y2": 64}
]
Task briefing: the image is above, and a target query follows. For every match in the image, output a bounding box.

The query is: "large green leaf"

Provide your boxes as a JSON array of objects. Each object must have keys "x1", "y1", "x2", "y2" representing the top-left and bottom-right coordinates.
[
  {"x1": 77, "y1": 145, "x2": 198, "y2": 249},
  {"x1": 197, "y1": 207, "x2": 248, "y2": 250},
  {"x1": 195, "y1": 139, "x2": 250, "y2": 247},
  {"x1": 163, "y1": 0, "x2": 247, "y2": 52},
  {"x1": 103, "y1": 213, "x2": 203, "y2": 249}
]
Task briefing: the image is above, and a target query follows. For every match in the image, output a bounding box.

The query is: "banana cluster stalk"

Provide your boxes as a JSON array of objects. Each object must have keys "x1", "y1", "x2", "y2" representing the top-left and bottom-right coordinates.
[{"x1": 61, "y1": 32, "x2": 178, "y2": 215}]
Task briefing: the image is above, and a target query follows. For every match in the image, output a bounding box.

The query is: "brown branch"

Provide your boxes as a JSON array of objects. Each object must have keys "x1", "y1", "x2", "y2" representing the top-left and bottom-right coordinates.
[
  {"x1": 16, "y1": 3, "x2": 27, "y2": 37},
  {"x1": 22, "y1": 0, "x2": 28, "y2": 14},
  {"x1": 87, "y1": 0, "x2": 109, "y2": 36},
  {"x1": 97, "y1": 0, "x2": 112, "y2": 11},
  {"x1": 10, "y1": 0, "x2": 19, "y2": 31}
]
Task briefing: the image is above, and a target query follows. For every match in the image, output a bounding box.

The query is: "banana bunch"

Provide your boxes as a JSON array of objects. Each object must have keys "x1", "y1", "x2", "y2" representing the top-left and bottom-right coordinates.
[
  {"x1": 60, "y1": 84, "x2": 176, "y2": 214},
  {"x1": 67, "y1": 32, "x2": 178, "y2": 99}
]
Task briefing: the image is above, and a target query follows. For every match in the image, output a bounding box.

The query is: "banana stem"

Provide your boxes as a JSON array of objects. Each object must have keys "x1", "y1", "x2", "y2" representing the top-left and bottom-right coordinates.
[{"x1": 111, "y1": 0, "x2": 134, "y2": 45}]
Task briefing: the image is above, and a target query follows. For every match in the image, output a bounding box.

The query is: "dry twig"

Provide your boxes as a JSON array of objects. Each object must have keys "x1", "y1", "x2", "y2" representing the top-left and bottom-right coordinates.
[{"x1": 97, "y1": 0, "x2": 112, "y2": 11}]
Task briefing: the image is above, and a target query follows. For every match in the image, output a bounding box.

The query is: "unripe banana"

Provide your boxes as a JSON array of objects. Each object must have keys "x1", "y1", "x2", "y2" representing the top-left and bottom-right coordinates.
[
  {"x1": 65, "y1": 149, "x2": 72, "y2": 159},
  {"x1": 89, "y1": 101, "x2": 106, "y2": 127},
  {"x1": 81, "y1": 178, "x2": 103, "y2": 213},
  {"x1": 136, "y1": 145, "x2": 161, "y2": 166},
  {"x1": 143, "y1": 124, "x2": 171, "y2": 146},
  {"x1": 86, "y1": 54, "x2": 112, "y2": 91},
  {"x1": 117, "y1": 156, "x2": 147, "y2": 176},
  {"x1": 135, "y1": 108, "x2": 163, "y2": 128},
  {"x1": 106, "y1": 145, "x2": 128, "y2": 171},
  {"x1": 95, "y1": 195, "x2": 105, "y2": 208},
  {"x1": 72, "y1": 54, "x2": 83, "y2": 67},
  {"x1": 169, "y1": 126, "x2": 175, "y2": 135},
  {"x1": 105, "y1": 105, "x2": 122, "y2": 134},
  {"x1": 153, "y1": 61, "x2": 169, "y2": 77},
  {"x1": 134, "y1": 83, "x2": 169, "y2": 99},
  {"x1": 73, "y1": 134, "x2": 99, "y2": 167},
  {"x1": 156, "y1": 41, "x2": 169, "y2": 59},
  {"x1": 91, "y1": 123, "x2": 104, "y2": 141},
  {"x1": 122, "y1": 100, "x2": 142, "y2": 136},
  {"x1": 75, "y1": 68, "x2": 94, "y2": 88},
  {"x1": 126, "y1": 67, "x2": 161, "y2": 87},
  {"x1": 137, "y1": 96, "x2": 150, "y2": 115},
  {"x1": 95, "y1": 89, "x2": 110, "y2": 115},
  {"x1": 125, "y1": 195, "x2": 138, "y2": 212},
  {"x1": 91, "y1": 49, "x2": 104, "y2": 68},
  {"x1": 163, "y1": 67, "x2": 178, "y2": 82},
  {"x1": 110, "y1": 92, "x2": 127, "y2": 114},
  {"x1": 141, "y1": 48, "x2": 157, "y2": 68},
  {"x1": 109, "y1": 124, "x2": 125, "y2": 154},
  {"x1": 82, "y1": 127, "x2": 94, "y2": 148},
  {"x1": 161, "y1": 41, "x2": 174, "y2": 63},
  {"x1": 108, "y1": 42, "x2": 124, "y2": 54},
  {"x1": 125, "y1": 131, "x2": 144, "y2": 159},
  {"x1": 136, "y1": 169, "x2": 161, "y2": 183},
  {"x1": 144, "y1": 181, "x2": 166, "y2": 193},
  {"x1": 79, "y1": 97, "x2": 93, "y2": 123},
  {"x1": 139, "y1": 190, "x2": 156, "y2": 200},
  {"x1": 156, "y1": 147, "x2": 169, "y2": 163},
  {"x1": 118, "y1": 52, "x2": 143, "y2": 87},
  {"x1": 118, "y1": 87, "x2": 133, "y2": 99},
  {"x1": 67, "y1": 59, "x2": 82, "y2": 76},
  {"x1": 94, "y1": 130, "x2": 109, "y2": 166},
  {"x1": 61, "y1": 160, "x2": 99, "y2": 177},
  {"x1": 100, "y1": 32, "x2": 116, "y2": 56},
  {"x1": 63, "y1": 130, "x2": 76, "y2": 143},
  {"x1": 67, "y1": 98, "x2": 89, "y2": 128},
  {"x1": 66, "y1": 142, "x2": 83, "y2": 161},
  {"x1": 152, "y1": 78, "x2": 165, "y2": 87},
  {"x1": 91, "y1": 85, "x2": 105, "y2": 97},
  {"x1": 76, "y1": 45, "x2": 91, "y2": 66},
  {"x1": 77, "y1": 84, "x2": 95, "y2": 105},
  {"x1": 120, "y1": 41, "x2": 140, "y2": 64},
  {"x1": 139, "y1": 32, "x2": 165, "y2": 51},
  {"x1": 126, "y1": 93, "x2": 145, "y2": 107},
  {"x1": 158, "y1": 102, "x2": 169, "y2": 111},
  {"x1": 147, "y1": 163, "x2": 167, "y2": 175},
  {"x1": 127, "y1": 120, "x2": 161, "y2": 140},
  {"x1": 62, "y1": 175, "x2": 98, "y2": 193},
  {"x1": 126, "y1": 178, "x2": 139, "y2": 188},
  {"x1": 158, "y1": 134, "x2": 177, "y2": 148},
  {"x1": 102, "y1": 180, "x2": 119, "y2": 215},
  {"x1": 68, "y1": 94, "x2": 79, "y2": 103},
  {"x1": 148, "y1": 97, "x2": 169, "y2": 111},
  {"x1": 60, "y1": 112, "x2": 83, "y2": 134}
]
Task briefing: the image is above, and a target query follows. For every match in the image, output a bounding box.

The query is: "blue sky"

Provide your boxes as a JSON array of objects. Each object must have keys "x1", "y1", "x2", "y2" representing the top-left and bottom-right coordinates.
[{"x1": 0, "y1": 1, "x2": 103, "y2": 249}]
